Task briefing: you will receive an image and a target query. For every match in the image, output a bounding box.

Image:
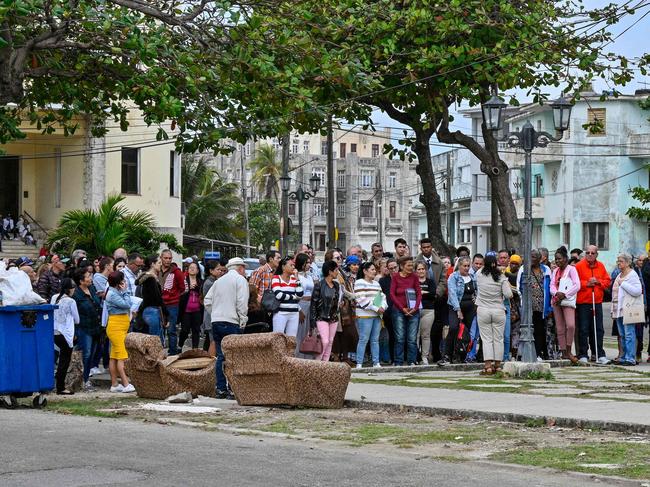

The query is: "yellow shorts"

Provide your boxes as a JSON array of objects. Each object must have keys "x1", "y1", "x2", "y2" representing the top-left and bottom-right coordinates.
[{"x1": 106, "y1": 314, "x2": 131, "y2": 360}]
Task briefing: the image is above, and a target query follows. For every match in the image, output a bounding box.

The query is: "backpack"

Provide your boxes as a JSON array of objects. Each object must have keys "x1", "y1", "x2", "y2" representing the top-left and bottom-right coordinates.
[{"x1": 454, "y1": 321, "x2": 473, "y2": 360}]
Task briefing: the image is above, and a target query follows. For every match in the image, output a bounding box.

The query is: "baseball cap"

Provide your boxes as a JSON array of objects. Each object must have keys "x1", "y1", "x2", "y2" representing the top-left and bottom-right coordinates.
[
  {"x1": 51, "y1": 254, "x2": 70, "y2": 264},
  {"x1": 15, "y1": 256, "x2": 34, "y2": 268},
  {"x1": 182, "y1": 257, "x2": 194, "y2": 264}
]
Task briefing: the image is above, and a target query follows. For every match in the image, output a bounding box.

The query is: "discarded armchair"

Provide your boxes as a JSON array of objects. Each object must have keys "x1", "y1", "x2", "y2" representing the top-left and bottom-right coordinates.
[
  {"x1": 124, "y1": 333, "x2": 216, "y2": 399},
  {"x1": 222, "y1": 332, "x2": 351, "y2": 408}
]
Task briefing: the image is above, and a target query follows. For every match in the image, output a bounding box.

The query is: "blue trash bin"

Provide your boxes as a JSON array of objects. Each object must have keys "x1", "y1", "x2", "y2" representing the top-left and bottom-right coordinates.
[{"x1": 0, "y1": 305, "x2": 56, "y2": 400}]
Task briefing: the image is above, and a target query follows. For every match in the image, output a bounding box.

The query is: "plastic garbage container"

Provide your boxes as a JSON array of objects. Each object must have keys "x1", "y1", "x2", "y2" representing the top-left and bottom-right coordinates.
[{"x1": 0, "y1": 304, "x2": 56, "y2": 408}]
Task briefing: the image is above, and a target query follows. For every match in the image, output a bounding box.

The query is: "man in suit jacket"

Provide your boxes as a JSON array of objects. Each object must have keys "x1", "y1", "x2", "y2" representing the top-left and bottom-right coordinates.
[{"x1": 415, "y1": 237, "x2": 447, "y2": 298}]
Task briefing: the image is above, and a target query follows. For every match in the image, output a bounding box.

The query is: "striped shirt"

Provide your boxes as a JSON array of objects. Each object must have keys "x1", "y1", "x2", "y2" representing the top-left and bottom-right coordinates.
[
  {"x1": 354, "y1": 279, "x2": 387, "y2": 318},
  {"x1": 271, "y1": 274, "x2": 304, "y2": 313}
]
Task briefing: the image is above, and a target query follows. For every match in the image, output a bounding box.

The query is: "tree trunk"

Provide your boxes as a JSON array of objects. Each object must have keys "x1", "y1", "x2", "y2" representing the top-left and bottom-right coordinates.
[
  {"x1": 413, "y1": 131, "x2": 450, "y2": 256},
  {"x1": 487, "y1": 165, "x2": 521, "y2": 251}
]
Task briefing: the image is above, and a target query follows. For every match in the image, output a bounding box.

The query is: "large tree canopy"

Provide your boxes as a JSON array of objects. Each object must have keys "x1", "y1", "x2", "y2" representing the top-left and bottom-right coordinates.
[{"x1": 232, "y1": 0, "x2": 644, "y2": 251}]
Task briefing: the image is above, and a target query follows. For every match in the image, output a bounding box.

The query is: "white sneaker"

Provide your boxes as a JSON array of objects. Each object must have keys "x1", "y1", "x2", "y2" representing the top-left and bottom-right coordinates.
[
  {"x1": 89, "y1": 367, "x2": 101, "y2": 377},
  {"x1": 110, "y1": 384, "x2": 124, "y2": 393},
  {"x1": 373, "y1": 363, "x2": 382, "y2": 368},
  {"x1": 355, "y1": 364, "x2": 363, "y2": 369},
  {"x1": 421, "y1": 357, "x2": 429, "y2": 365},
  {"x1": 597, "y1": 356, "x2": 610, "y2": 365},
  {"x1": 536, "y1": 357, "x2": 543, "y2": 363},
  {"x1": 578, "y1": 357, "x2": 588, "y2": 364},
  {"x1": 121, "y1": 384, "x2": 136, "y2": 393},
  {"x1": 83, "y1": 381, "x2": 95, "y2": 392}
]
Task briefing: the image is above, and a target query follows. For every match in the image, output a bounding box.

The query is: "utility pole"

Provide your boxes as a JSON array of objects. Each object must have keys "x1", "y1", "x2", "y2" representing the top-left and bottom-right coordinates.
[
  {"x1": 376, "y1": 168, "x2": 383, "y2": 243},
  {"x1": 326, "y1": 115, "x2": 336, "y2": 248},
  {"x1": 297, "y1": 167, "x2": 305, "y2": 244},
  {"x1": 446, "y1": 151, "x2": 452, "y2": 246},
  {"x1": 280, "y1": 134, "x2": 290, "y2": 255},
  {"x1": 240, "y1": 146, "x2": 250, "y2": 257}
]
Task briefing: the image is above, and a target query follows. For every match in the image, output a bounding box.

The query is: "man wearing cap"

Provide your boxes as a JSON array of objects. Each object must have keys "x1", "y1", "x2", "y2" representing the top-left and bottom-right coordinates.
[
  {"x1": 36, "y1": 254, "x2": 68, "y2": 301},
  {"x1": 16, "y1": 257, "x2": 37, "y2": 289},
  {"x1": 204, "y1": 257, "x2": 249, "y2": 400}
]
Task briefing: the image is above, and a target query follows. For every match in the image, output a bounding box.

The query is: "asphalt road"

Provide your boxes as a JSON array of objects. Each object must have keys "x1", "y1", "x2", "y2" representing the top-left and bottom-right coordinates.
[{"x1": 0, "y1": 409, "x2": 621, "y2": 487}]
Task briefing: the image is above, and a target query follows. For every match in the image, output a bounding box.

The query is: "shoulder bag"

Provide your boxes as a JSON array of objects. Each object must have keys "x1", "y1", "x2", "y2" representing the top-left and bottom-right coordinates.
[{"x1": 261, "y1": 289, "x2": 280, "y2": 313}]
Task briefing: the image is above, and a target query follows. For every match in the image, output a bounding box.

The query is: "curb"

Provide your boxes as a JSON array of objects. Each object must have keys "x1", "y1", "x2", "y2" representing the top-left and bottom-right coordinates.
[
  {"x1": 352, "y1": 359, "x2": 572, "y2": 374},
  {"x1": 344, "y1": 399, "x2": 650, "y2": 435}
]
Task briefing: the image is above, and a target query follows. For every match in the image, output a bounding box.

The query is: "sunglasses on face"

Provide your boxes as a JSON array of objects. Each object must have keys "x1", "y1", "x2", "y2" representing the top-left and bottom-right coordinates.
[{"x1": 585, "y1": 252, "x2": 596, "y2": 255}]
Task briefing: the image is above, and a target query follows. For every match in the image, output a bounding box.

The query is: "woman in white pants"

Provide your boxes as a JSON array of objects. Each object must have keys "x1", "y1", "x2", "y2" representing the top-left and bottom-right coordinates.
[
  {"x1": 271, "y1": 256, "x2": 304, "y2": 337},
  {"x1": 475, "y1": 254, "x2": 513, "y2": 375}
]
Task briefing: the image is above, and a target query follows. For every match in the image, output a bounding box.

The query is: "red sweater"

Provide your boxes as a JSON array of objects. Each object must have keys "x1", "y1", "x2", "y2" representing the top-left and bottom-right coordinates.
[
  {"x1": 575, "y1": 259, "x2": 611, "y2": 305},
  {"x1": 159, "y1": 264, "x2": 187, "y2": 306},
  {"x1": 389, "y1": 272, "x2": 422, "y2": 312}
]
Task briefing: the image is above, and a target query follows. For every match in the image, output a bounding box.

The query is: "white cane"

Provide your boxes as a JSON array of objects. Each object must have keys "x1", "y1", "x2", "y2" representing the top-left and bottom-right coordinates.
[{"x1": 592, "y1": 290, "x2": 599, "y2": 363}]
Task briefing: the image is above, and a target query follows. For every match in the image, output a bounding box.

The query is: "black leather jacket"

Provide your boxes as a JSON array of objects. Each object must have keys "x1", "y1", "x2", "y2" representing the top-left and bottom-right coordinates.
[{"x1": 310, "y1": 279, "x2": 340, "y2": 327}]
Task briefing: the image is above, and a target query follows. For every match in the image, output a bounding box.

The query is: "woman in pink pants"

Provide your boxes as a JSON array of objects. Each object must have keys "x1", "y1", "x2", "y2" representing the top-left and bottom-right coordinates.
[
  {"x1": 550, "y1": 246, "x2": 580, "y2": 363},
  {"x1": 310, "y1": 260, "x2": 342, "y2": 361}
]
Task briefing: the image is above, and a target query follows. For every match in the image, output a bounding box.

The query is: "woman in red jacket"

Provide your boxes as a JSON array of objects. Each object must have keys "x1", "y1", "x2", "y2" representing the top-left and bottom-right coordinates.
[{"x1": 390, "y1": 256, "x2": 422, "y2": 366}]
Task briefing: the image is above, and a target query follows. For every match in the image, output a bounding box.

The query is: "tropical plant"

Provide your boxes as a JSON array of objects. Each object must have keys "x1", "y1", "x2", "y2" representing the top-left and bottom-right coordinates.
[
  {"x1": 239, "y1": 200, "x2": 281, "y2": 251},
  {"x1": 248, "y1": 145, "x2": 282, "y2": 202},
  {"x1": 46, "y1": 194, "x2": 182, "y2": 257},
  {"x1": 182, "y1": 155, "x2": 243, "y2": 241}
]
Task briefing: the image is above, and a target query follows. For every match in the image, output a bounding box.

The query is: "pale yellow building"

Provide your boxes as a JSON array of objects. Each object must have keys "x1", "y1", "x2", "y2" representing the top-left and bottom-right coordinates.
[{"x1": 0, "y1": 110, "x2": 182, "y2": 241}]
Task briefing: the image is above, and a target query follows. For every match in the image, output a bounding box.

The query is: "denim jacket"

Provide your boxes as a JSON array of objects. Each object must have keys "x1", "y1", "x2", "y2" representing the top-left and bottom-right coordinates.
[
  {"x1": 447, "y1": 271, "x2": 477, "y2": 311},
  {"x1": 105, "y1": 287, "x2": 132, "y2": 315}
]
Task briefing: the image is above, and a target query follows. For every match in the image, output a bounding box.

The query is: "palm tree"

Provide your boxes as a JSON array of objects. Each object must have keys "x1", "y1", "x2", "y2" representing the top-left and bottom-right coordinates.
[
  {"x1": 182, "y1": 155, "x2": 243, "y2": 241},
  {"x1": 248, "y1": 144, "x2": 281, "y2": 201},
  {"x1": 46, "y1": 194, "x2": 181, "y2": 256}
]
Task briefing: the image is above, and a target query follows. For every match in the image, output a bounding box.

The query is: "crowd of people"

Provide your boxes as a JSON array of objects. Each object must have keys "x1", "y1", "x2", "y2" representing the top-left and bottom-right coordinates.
[
  {"x1": 0, "y1": 214, "x2": 36, "y2": 249},
  {"x1": 5, "y1": 236, "x2": 649, "y2": 398}
]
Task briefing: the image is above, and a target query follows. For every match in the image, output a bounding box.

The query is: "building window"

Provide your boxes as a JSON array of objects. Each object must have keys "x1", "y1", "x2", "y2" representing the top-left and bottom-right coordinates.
[
  {"x1": 350, "y1": 143, "x2": 357, "y2": 153},
  {"x1": 460, "y1": 165, "x2": 471, "y2": 184},
  {"x1": 312, "y1": 167, "x2": 325, "y2": 187},
  {"x1": 303, "y1": 140, "x2": 310, "y2": 154},
  {"x1": 121, "y1": 147, "x2": 139, "y2": 194},
  {"x1": 292, "y1": 139, "x2": 299, "y2": 154},
  {"x1": 337, "y1": 202, "x2": 345, "y2": 217},
  {"x1": 340, "y1": 143, "x2": 347, "y2": 158},
  {"x1": 389, "y1": 200, "x2": 396, "y2": 219},
  {"x1": 321, "y1": 141, "x2": 327, "y2": 155},
  {"x1": 337, "y1": 169, "x2": 346, "y2": 188},
  {"x1": 388, "y1": 172, "x2": 397, "y2": 188},
  {"x1": 586, "y1": 108, "x2": 606, "y2": 136},
  {"x1": 245, "y1": 143, "x2": 251, "y2": 156},
  {"x1": 533, "y1": 174, "x2": 543, "y2": 197},
  {"x1": 313, "y1": 203, "x2": 324, "y2": 217},
  {"x1": 583, "y1": 222, "x2": 609, "y2": 250},
  {"x1": 289, "y1": 202, "x2": 296, "y2": 217},
  {"x1": 563, "y1": 222, "x2": 570, "y2": 247},
  {"x1": 371, "y1": 144, "x2": 380, "y2": 158},
  {"x1": 169, "y1": 151, "x2": 180, "y2": 197},
  {"x1": 360, "y1": 200, "x2": 374, "y2": 218},
  {"x1": 360, "y1": 169, "x2": 373, "y2": 188}
]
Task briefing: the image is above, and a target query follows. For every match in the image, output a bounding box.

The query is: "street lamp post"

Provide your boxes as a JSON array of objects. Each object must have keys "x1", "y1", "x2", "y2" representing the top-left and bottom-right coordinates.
[
  {"x1": 280, "y1": 174, "x2": 321, "y2": 245},
  {"x1": 482, "y1": 94, "x2": 572, "y2": 363}
]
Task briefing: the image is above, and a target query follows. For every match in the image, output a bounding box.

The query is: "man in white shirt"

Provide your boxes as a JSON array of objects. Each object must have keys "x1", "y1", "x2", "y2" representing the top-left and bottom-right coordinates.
[
  {"x1": 123, "y1": 253, "x2": 143, "y2": 294},
  {"x1": 204, "y1": 257, "x2": 249, "y2": 400}
]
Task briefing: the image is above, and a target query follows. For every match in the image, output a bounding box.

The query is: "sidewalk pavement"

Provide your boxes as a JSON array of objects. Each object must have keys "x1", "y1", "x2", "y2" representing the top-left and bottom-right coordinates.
[{"x1": 346, "y1": 376, "x2": 650, "y2": 434}]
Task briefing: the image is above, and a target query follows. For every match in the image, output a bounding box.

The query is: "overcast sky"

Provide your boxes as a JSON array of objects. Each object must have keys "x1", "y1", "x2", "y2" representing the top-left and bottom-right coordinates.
[{"x1": 366, "y1": 0, "x2": 650, "y2": 151}]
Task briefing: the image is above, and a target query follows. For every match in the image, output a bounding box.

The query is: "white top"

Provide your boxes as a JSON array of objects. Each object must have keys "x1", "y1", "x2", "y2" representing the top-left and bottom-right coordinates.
[
  {"x1": 298, "y1": 272, "x2": 315, "y2": 298},
  {"x1": 51, "y1": 294, "x2": 80, "y2": 348},
  {"x1": 204, "y1": 269, "x2": 249, "y2": 327},
  {"x1": 354, "y1": 278, "x2": 387, "y2": 318}
]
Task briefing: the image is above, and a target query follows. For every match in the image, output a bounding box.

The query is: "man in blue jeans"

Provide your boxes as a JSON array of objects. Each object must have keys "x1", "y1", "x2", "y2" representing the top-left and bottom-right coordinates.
[{"x1": 204, "y1": 257, "x2": 249, "y2": 399}]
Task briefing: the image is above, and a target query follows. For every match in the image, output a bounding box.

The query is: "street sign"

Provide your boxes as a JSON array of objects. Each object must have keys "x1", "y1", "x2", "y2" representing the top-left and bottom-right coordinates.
[{"x1": 204, "y1": 251, "x2": 221, "y2": 261}]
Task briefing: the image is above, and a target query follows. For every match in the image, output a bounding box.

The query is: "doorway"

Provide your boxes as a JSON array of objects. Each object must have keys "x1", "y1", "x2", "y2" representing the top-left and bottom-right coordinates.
[{"x1": 0, "y1": 156, "x2": 20, "y2": 217}]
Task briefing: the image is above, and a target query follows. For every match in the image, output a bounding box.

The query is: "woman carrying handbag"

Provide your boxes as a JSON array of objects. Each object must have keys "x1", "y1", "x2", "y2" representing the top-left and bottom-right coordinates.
[
  {"x1": 550, "y1": 246, "x2": 580, "y2": 363},
  {"x1": 309, "y1": 260, "x2": 341, "y2": 362},
  {"x1": 611, "y1": 252, "x2": 644, "y2": 366}
]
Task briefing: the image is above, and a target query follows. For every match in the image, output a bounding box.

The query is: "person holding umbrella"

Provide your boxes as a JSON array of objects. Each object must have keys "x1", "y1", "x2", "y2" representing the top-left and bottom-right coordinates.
[{"x1": 575, "y1": 245, "x2": 611, "y2": 364}]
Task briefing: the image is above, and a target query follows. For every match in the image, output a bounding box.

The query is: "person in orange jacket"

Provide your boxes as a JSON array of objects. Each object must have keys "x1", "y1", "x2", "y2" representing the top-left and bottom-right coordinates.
[{"x1": 575, "y1": 245, "x2": 611, "y2": 364}]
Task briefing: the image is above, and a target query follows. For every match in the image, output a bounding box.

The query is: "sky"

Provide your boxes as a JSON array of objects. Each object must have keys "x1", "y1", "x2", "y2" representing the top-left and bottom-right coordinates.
[{"x1": 367, "y1": 0, "x2": 650, "y2": 152}]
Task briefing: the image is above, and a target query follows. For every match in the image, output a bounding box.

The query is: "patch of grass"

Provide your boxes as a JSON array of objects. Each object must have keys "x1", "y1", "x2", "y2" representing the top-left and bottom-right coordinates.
[
  {"x1": 493, "y1": 442, "x2": 650, "y2": 479},
  {"x1": 520, "y1": 370, "x2": 554, "y2": 381},
  {"x1": 351, "y1": 377, "x2": 525, "y2": 394},
  {"x1": 258, "y1": 420, "x2": 298, "y2": 435},
  {"x1": 47, "y1": 397, "x2": 139, "y2": 418},
  {"x1": 523, "y1": 417, "x2": 546, "y2": 428}
]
